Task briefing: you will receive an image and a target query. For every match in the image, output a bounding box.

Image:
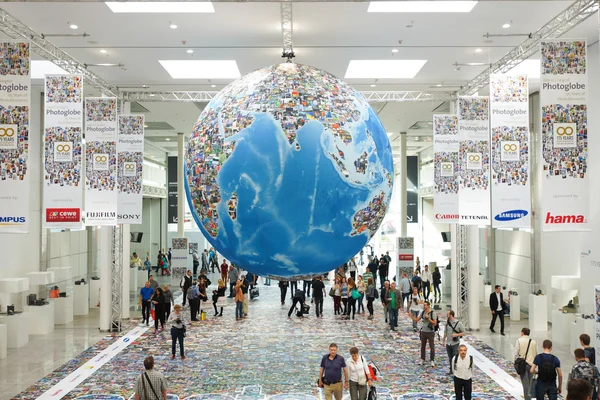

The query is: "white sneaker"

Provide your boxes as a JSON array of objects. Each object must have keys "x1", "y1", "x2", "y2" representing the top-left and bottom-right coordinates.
[
  {"x1": 430, "y1": 361, "x2": 435, "y2": 368},
  {"x1": 419, "y1": 359, "x2": 424, "y2": 365}
]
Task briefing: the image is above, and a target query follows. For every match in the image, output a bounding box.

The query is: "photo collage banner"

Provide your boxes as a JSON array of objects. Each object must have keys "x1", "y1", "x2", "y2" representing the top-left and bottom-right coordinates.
[
  {"x1": 0, "y1": 43, "x2": 30, "y2": 233},
  {"x1": 458, "y1": 96, "x2": 490, "y2": 225},
  {"x1": 490, "y1": 75, "x2": 530, "y2": 228},
  {"x1": 540, "y1": 40, "x2": 588, "y2": 231},
  {"x1": 396, "y1": 237, "x2": 414, "y2": 278},
  {"x1": 433, "y1": 115, "x2": 459, "y2": 224},
  {"x1": 117, "y1": 114, "x2": 144, "y2": 224},
  {"x1": 171, "y1": 237, "x2": 189, "y2": 268},
  {"x1": 84, "y1": 98, "x2": 118, "y2": 225},
  {"x1": 43, "y1": 75, "x2": 84, "y2": 229}
]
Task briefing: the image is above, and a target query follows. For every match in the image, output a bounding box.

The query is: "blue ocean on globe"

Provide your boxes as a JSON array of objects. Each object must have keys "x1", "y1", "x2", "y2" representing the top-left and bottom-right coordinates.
[{"x1": 185, "y1": 63, "x2": 393, "y2": 278}]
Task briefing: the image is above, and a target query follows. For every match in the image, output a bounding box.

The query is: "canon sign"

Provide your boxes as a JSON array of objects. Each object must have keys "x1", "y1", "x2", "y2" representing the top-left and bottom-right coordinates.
[
  {"x1": 118, "y1": 214, "x2": 141, "y2": 220},
  {"x1": 545, "y1": 212, "x2": 585, "y2": 224},
  {"x1": 435, "y1": 214, "x2": 459, "y2": 220}
]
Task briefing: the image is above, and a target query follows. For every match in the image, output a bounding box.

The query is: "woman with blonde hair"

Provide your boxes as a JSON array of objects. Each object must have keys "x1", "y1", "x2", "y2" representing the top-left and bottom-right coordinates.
[{"x1": 212, "y1": 279, "x2": 227, "y2": 317}]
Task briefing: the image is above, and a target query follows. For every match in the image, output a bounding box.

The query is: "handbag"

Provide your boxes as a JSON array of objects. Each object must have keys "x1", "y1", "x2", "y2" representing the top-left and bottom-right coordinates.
[
  {"x1": 351, "y1": 289, "x2": 361, "y2": 300},
  {"x1": 329, "y1": 287, "x2": 335, "y2": 297},
  {"x1": 367, "y1": 386, "x2": 377, "y2": 400},
  {"x1": 143, "y1": 372, "x2": 160, "y2": 400}
]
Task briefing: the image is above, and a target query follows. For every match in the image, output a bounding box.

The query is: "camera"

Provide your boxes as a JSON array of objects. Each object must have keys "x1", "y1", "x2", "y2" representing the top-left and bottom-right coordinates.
[{"x1": 176, "y1": 318, "x2": 182, "y2": 324}]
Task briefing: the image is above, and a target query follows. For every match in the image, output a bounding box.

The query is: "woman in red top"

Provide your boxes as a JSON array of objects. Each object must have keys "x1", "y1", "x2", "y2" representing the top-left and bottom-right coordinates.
[{"x1": 220, "y1": 260, "x2": 228, "y2": 283}]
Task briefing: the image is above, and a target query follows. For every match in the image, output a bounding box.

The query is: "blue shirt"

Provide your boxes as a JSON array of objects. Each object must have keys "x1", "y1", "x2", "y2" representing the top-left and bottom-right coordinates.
[
  {"x1": 140, "y1": 287, "x2": 154, "y2": 301},
  {"x1": 321, "y1": 354, "x2": 346, "y2": 383}
]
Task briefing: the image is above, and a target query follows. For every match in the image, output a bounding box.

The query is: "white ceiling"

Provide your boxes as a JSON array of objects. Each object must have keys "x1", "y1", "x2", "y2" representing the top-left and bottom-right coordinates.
[{"x1": 3, "y1": 1, "x2": 598, "y2": 161}]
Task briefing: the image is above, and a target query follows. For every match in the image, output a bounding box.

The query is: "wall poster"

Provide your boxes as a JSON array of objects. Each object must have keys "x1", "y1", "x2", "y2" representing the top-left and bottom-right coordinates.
[
  {"x1": 490, "y1": 74, "x2": 530, "y2": 228},
  {"x1": 458, "y1": 96, "x2": 490, "y2": 225},
  {"x1": 43, "y1": 75, "x2": 83, "y2": 229},
  {"x1": 117, "y1": 114, "x2": 144, "y2": 224},
  {"x1": 0, "y1": 42, "x2": 30, "y2": 233},
  {"x1": 171, "y1": 237, "x2": 189, "y2": 269},
  {"x1": 433, "y1": 114, "x2": 459, "y2": 224},
  {"x1": 84, "y1": 97, "x2": 118, "y2": 225},
  {"x1": 540, "y1": 40, "x2": 588, "y2": 231}
]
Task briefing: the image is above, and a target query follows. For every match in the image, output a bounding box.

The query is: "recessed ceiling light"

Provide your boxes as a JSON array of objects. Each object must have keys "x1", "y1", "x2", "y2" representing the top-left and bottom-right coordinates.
[
  {"x1": 370, "y1": 84, "x2": 377, "y2": 88},
  {"x1": 391, "y1": 49, "x2": 399, "y2": 53},
  {"x1": 211, "y1": 84, "x2": 216, "y2": 88},
  {"x1": 502, "y1": 23, "x2": 511, "y2": 29},
  {"x1": 507, "y1": 59, "x2": 540, "y2": 79},
  {"x1": 159, "y1": 60, "x2": 241, "y2": 79},
  {"x1": 368, "y1": 1, "x2": 478, "y2": 13},
  {"x1": 436, "y1": 84, "x2": 442, "y2": 87},
  {"x1": 149, "y1": 93, "x2": 155, "y2": 97},
  {"x1": 475, "y1": 48, "x2": 482, "y2": 53},
  {"x1": 105, "y1": 2, "x2": 215, "y2": 13},
  {"x1": 69, "y1": 24, "x2": 78, "y2": 30},
  {"x1": 345, "y1": 60, "x2": 427, "y2": 79},
  {"x1": 170, "y1": 23, "x2": 178, "y2": 29},
  {"x1": 187, "y1": 49, "x2": 194, "y2": 54},
  {"x1": 31, "y1": 60, "x2": 68, "y2": 79},
  {"x1": 465, "y1": 62, "x2": 486, "y2": 66},
  {"x1": 165, "y1": 138, "x2": 171, "y2": 141},
  {"x1": 100, "y1": 49, "x2": 107, "y2": 54}
]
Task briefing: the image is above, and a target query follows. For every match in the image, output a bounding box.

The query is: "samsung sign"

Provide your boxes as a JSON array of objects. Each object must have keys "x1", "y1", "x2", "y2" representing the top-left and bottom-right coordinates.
[{"x1": 494, "y1": 209, "x2": 528, "y2": 222}]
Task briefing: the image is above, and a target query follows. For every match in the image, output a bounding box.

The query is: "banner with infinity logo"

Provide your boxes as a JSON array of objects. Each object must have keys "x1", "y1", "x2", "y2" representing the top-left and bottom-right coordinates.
[
  {"x1": 0, "y1": 43, "x2": 30, "y2": 233},
  {"x1": 84, "y1": 98, "x2": 118, "y2": 225},
  {"x1": 433, "y1": 114, "x2": 459, "y2": 223},
  {"x1": 117, "y1": 115, "x2": 144, "y2": 224},
  {"x1": 489, "y1": 74, "x2": 530, "y2": 228},
  {"x1": 43, "y1": 75, "x2": 84, "y2": 228},
  {"x1": 458, "y1": 96, "x2": 490, "y2": 225},
  {"x1": 540, "y1": 40, "x2": 588, "y2": 231}
]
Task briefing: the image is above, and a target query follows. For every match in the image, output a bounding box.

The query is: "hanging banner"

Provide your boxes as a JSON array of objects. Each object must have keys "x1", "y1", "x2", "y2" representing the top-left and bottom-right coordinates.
[
  {"x1": 458, "y1": 96, "x2": 490, "y2": 225},
  {"x1": 171, "y1": 237, "x2": 189, "y2": 269},
  {"x1": 396, "y1": 237, "x2": 414, "y2": 280},
  {"x1": 540, "y1": 40, "x2": 588, "y2": 231},
  {"x1": 490, "y1": 75, "x2": 530, "y2": 228},
  {"x1": 0, "y1": 43, "x2": 30, "y2": 233},
  {"x1": 43, "y1": 75, "x2": 83, "y2": 229},
  {"x1": 167, "y1": 156, "x2": 178, "y2": 224},
  {"x1": 595, "y1": 286, "x2": 600, "y2": 363},
  {"x1": 84, "y1": 98, "x2": 118, "y2": 225},
  {"x1": 117, "y1": 115, "x2": 144, "y2": 224},
  {"x1": 407, "y1": 156, "x2": 419, "y2": 223},
  {"x1": 433, "y1": 114, "x2": 459, "y2": 224}
]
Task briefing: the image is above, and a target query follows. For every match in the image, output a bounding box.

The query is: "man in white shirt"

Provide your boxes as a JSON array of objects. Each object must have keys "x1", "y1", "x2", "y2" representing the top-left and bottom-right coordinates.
[
  {"x1": 452, "y1": 344, "x2": 473, "y2": 400},
  {"x1": 421, "y1": 265, "x2": 432, "y2": 301},
  {"x1": 443, "y1": 310, "x2": 465, "y2": 374},
  {"x1": 409, "y1": 286, "x2": 424, "y2": 332},
  {"x1": 514, "y1": 327, "x2": 537, "y2": 400}
]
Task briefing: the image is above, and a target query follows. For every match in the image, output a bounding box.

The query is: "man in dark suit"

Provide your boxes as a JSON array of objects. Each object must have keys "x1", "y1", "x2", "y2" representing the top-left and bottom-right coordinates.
[{"x1": 489, "y1": 285, "x2": 507, "y2": 335}]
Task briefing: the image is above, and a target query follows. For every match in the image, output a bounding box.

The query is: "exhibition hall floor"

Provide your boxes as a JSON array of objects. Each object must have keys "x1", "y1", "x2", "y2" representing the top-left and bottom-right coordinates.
[{"x1": 2, "y1": 277, "x2": 571, "y2": 400}]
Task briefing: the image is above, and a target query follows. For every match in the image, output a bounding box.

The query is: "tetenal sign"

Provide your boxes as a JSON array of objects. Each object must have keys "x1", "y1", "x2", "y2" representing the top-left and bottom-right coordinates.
[{"x1": 545, "y1": 212, "x2": 585, "y2": 224}]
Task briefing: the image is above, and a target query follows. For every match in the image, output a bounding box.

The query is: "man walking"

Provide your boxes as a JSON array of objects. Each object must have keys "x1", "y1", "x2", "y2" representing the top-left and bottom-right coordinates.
[
  {"x1": 139, "y1": 281, "x2": 154, "y2": 326},
  {"x1": 411, "y1": 301, "x2": 438, "y2": 367},
  {"x1": 387, "y1": 281, "x2": 402, "y2": 331},
  {"x1": 409, "y1": 286, "x2": 424, "y2": 332},
  {"x1": 279, "y1": 279, "x2": 289, "y2": 305},
  {"x1": 399, "y1": 273, "x2": 411, "y2": 310},
  {"x1": 452, "y1": 344, "x2": 473, "y2": 400},
  {"x1": 312, "y1": 276, "x2": 326, "y2": 317},
  {"x1": 201, "y1": 249, "x2": 208, "y2": 274},
  {"x1": 187, "y1": 282, "x2": 200, "y2": 321},
  {"x1": 379, "y1": 254, "x2": 388, "y2": 290},
  {"x1": 570, "y1": 348, "x2": 600, "y2": 400},
  {"x1": 192, "y1": 249, "x2": 200, "y2": 276},
  {"x1": 514, "y1": 328, "x2": 537, "y2": 400},
  {"x1": 489, "y1": 285, "x2": 507, "y2": 335},
  {"x1": 319, "y1": 343, "x2": 348, "y2": 400},
  {"x1": 531, "y1": 340, "x2": 563, "y2": 400},
  {"x1": 421, "y1": 265, "x2": 432, "y2": 301},
  {"x1": 580, "y1": 334, "x2": 596, "y2": 365},
  {"x1": 443, "y1": 310, "x2": 465, "y2": 374},
  {"x1": 228, "y1": 264, "x2": 238, "y2": 297},
  {"x1": 180, "y1": 270, "x2": 192, "y2": 307},
  {"x1": 134, "y1": 356, "x2": 167, "y2": 400}
]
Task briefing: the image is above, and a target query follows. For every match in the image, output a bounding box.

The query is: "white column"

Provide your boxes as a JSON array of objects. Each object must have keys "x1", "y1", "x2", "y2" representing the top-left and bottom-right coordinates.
[
  {"x1": 450, "y1": 224, "x2": 458, "y2": 313},
  {"x1": 396, "y1": 132, "x2": 408, "y2": 283},
  {"x1": 177, "y1": 132, "x2": 185, "y2": 238},
  {"x1": 99, "y1": 226, "x2": 112, "y2": 331},
  {"x1": 467, "y1": 225, "x2": 480, "y2": 330},
  {"x1": 121, "y1": 224, "x2": 130, "y2": 319}
]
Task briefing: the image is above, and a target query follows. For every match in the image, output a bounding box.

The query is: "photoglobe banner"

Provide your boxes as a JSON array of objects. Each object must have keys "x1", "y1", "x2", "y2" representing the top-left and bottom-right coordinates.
[
  {"x1": 433, "y1": 114, "x2": 459, "y2": 224},
  {"x1": 540, "y1": 40, "x2": 589, "y2": 231},
  {"x1": 596, "y1": 286, "x2": 600, "y2": 363},
  {"x1": 43, "y1": 75, "x2": 84, "y2": 229},
  {"x1": 396, "y1": 237, "x2": 414, "y2": 280},
  {"x1": 0, "y1": 43, "x2": 30, "y2": 233},
  {"x1": 117, "y1": 115, "x2": 144, "y2": 224},
  {"x1": 84, "y1": 98, "x2": 118, "y2": 225},
  {"x1": 171, "y1": 237, "x2": 189, "y2": 268},
  {"x1": 458, "y1": 96, "x2": 490, "y2": 225},
  {"x1": 490, "y1": 75, "x2": 530, "y2": 228}
]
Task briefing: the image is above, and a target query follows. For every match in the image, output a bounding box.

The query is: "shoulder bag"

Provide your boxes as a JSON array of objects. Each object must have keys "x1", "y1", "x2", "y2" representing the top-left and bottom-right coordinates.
[
  {"x1": 143, "y1": 372, "x2": 160, "y2": 400},
  {"x1": 514, "y1": 339, "x2": 532, "y2": 376}
]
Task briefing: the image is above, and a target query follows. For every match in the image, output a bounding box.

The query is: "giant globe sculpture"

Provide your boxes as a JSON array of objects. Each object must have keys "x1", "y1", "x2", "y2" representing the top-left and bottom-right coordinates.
[{"x1": 185, "y1": 63, "x2": 394, "y2": 278}]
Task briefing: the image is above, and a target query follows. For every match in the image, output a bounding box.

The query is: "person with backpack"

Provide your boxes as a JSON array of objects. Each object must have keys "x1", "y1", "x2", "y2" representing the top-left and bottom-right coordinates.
[
  {"x1": 580, "y1": 334, "x2": 596, "y2": 365},
  {"x1": 187, "y1": 282, "x2": 200, "y2": 322},
  {"x1": 410, "y1": 301, "x2": 438, "y2": 367},
  {"x1": 530, "y1": 339, "x2": 563, "y2": 400},
  {"x1": 134, "y1": 356, "x2": 168, "y2": 400},
  {"x1": 514, "y1": 328, "x2": 537, "y2": 400},
  {"x1": 411, "y1": 271, "x2": 422, "y2": 296},
  {"x1": 570, "y1": 348, "x2": 600, "y2": 400},
  {"x1": 443, "y1": 310, "x2": 465, "y2": 375},
  {"x1": 387, "y1": 281, "x2": 402, "y2": 331},
  {"x1": 452, "y1": 344, "x2": 473, "y2": 400}
]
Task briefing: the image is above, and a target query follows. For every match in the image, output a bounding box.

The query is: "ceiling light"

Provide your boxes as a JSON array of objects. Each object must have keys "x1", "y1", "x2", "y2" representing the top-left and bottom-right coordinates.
[
  {"x1": 391, "y1": 49, "x2": 399, "y2": 53},
  {"x1": 436, "y1": 84, "x2": 442, "y2": 87},
  {"x1": 345, "y1": 60, "x2": 427, "y2": 79},
  {"x1": 507, "y1": 59, "x2": 540, "y2": 79},
  {"x1": 170, "y1": 23, "x2": 178, "y2": 29},
  {"x1": 502, "y1": 23, "x2": 511, "y2": 29},
  {"x1": 475, "y1": 48, "x2": 482, "y2": 53},
  {"x1": 100, "y1": 49, "x2": 107, "y2": 54},
  {"x1": 187, "y1": 49, "x2": 194, "y2": 54},
  {"x1": 159, "y1": 60, "x2": 241, "y2": 79},
  {"x1": 149, "y1": 93, "x2": 155, "y2": 97},
  {"x1": 165, "y1": 138, "x2": 171, "y2": 141},
  {"x1": 368, "y1": 1, "x2": 478, "y2": 13},
  {"x1": 211, "y1": 84, "x2": 216, "y2": 88},
  {"x1": 31, "y1": 60, "x2": 68, "y2": 79},
  {"x1": 465, "y1": 62, "x2": 486, "y2": 66},
  {"x1": 69, "y1": 24, "x2": 78, "y2": 30},
  {"x1": 105, "y1": 2, "x2": 215, "y2": 13},
  {"x1": 370, "y1": 84, "x2": 377, "y2": 88}
]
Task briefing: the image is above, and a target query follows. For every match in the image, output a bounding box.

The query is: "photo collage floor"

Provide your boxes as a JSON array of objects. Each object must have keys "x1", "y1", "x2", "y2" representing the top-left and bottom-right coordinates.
[{"x1": 15, "y1": 280, "x2": 523, "y2": 400}]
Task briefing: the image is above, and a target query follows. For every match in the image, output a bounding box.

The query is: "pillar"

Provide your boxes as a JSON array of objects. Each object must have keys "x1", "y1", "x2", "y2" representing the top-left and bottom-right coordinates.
[
  {"x1": 99, "y1": 226, "x2": 112, "y2": 331},
  {"x1": 121, "y1": 224, "x2": 130, "y2": 319},
  {"x1": 177, "y1": 132, "x2": 185, "y2": 238},
  {"x1": 450, "y1": 224, "x2": 458, "y2": 313},
  {"x1": 467, "y1": 225, "x2": 480, "y2": 330},
  {"x1": 396, "y1": 132, "x2": 408, "y2": 283}
]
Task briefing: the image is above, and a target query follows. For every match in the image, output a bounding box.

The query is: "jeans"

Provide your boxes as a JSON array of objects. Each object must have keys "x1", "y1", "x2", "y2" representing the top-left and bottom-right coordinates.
[
  {"x1": 165, "y1": 303, "x2": 171, "y2": 321},
  {"x1": 189, "y1": 298, "x2": 199, "y2": 321},
  {"x1": 389, "y1": 308, "x2": 398, "y2": 329},
  {"x1": 314, "y1": 296, "x2": 324, "y2": 316},
  {"x1": 367, "y1": 297, "x2": 374, "y2": 316},
  {"x1": 290, "y1": 281, "x2": 298, "y2": 299},
  {"x1": 454, "y1": 377, "x2": 472, "y2": 400},
  {"x1": 519, "y1": 368, "x2": 533, "y2": 400},
  {"x1": 379, "y1": 272, "x2": 386, "y2": 290},
  {"x1": 433, "y1": 282, "x2": 441, "y2": 297},
  {"x1": 334, "y1": 296, "x2": 341, "y2": 314},
  {"x1": 141, "y1": 300, "x2": 151, "y2": 323},
  {"x1": 324, "y1": 381, "x2": 342, "y2": 400},
  {"x1": 420, "y1": 331, "x2": 435, "y2": 361},
  {"x1": 229, "y1": 282, "x2": 236, "y2": 297},
  {"x1": 342, "y1": 298, "x2": 348, "y2": 314},
  {"x1": 280, "y1": 286, "x2": 288, "y2": 304},
  {"x1": 303, "y1": 281, "x2": 312, "y2": 296},
  {"x1": 446, "y1": 344, "x2": 459, "y2": 373},
  {"x1": 536, "y1": 380, "x2": 558, "y2": 400},
  {"x1": 349, "y1": 381, "x2": 368, "y2": 400},
  {"x1": 358, "y1": 293, "x2": 365, "y2": 313},
  {"x1": 411, "y1": 310, "x2": 420, "y2": 329},
  {"x1": 347, "y1": 298, "x2": 356, "y2": 318},
  {"x1": 402, "y1": 292, "x2": 410, "y2": 309},
  {"x1": 235, "y1": 301, "x2": 243, "y2": 319},
  {"x1": 265, "y1": 277, "x2": 271, "y2": 285},
  {"x1": 170, "y1": 327, "x2": 184, "y2": 356},
  {"x1": 423, "y1": 280, "x2": 431, "y2": 300}
]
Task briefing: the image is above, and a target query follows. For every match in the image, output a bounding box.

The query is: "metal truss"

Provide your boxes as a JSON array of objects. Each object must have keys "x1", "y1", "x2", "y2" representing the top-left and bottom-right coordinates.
[
  {"x1": 111, "y1": 225, "x2": 123, "y2": 332},
  {"x1": 143, "y1": 184, "x2": 167, "y2": 199},
  {"x1": 460, "y1": 0, "x2": 598, "y2": 95},
  {"x1": 456, "y1": 225, "x2": 469, "y2": 326},
  {"x1": 0, "y1": 8, "x2": 117, "y2": 96},
  {"x1": 280, "y1": 2, "x2": 294, "y2": 61}
]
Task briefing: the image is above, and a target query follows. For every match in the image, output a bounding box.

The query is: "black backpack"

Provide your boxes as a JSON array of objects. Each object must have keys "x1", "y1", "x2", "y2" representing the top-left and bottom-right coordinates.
[
  {"x1": 538, "y1": 354, "x2": 557, "y2": 383},
  {"x1": 453, "y1": 355, "x2": 473, "y2": 371},
  {"x1": 374, "y1": 288, "x2": 379, "y2": 299}
]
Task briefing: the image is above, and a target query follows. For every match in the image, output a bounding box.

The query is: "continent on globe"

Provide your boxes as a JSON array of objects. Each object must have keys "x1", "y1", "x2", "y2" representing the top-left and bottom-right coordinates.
[{"x1": 185, "y1": 63, "x2": 394, "y2": 278}]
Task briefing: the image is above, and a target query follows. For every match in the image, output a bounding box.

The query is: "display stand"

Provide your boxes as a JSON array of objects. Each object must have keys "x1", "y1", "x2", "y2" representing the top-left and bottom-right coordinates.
[
  {"x1": 510, "y1": 292, "x2": 521, "y2": 321},
  {"x1": 90, "y1": 279, "x2": 101, "y2": 309},
  {"x1": 0, "y1": 323, "x2": 6, "y2": 359},
  {"x1": 28, "y1": 302, "x2": 55, "y2": 334},
  {"x1": 47, "y1": 267, "x2": 72, "y2": 283},
  {"x1": 551, "y1": 275, "x2": 580, "y2": 312},
  {"x1": 442, "y1": 268, "x2": 451, "y2": 294},
  {"x1": 53, "y1": 296, "x2": 74, "y2": 325},
  {"x1": 570, "y1": 317, "x2": 595, "y2": 353},
  {"x1": 0, "y1": 313, "x2": 29, "y2": 348},
  {"x1": 551, "y1": 309, "x2": 576, "y2": 344},
  {"x1": 73, "y1": 284, "x2": 89, "y2": 316},
  {"x1": 529, "y1": 294, "x2": 548, "y2": 331}
]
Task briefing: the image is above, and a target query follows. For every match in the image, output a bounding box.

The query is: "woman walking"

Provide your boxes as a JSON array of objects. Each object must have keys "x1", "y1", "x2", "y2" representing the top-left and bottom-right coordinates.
[
  {"x1": 341, "y1": 277, "x2": 349, "y2": 315},
  {"x1": 160, "y1": 252, "x2": 170, "y2": 276},
  {"x1": 356, "y1": 275, "x2": 366, "y2": 314},
  {"x1": 432, "y1": 266, "x2": 442, "y2": 302},
  {"x1": 168, "y1": 304, "x2": 185, "y2": 359},
  {"x1": 212, "y1": 279, "x2": 226, "y2": 316},
  {"x1": 235, "y1": 278, "x2": 244, "y2": 321},
  {"x1": 332, "y1": 278, "x2": 342, "y2": 315},
  {"x1": 347, "y1": 278, "x2": 358, "y2": 319},
  {"x1": 163, "y1": 284, "x2": 174, "y2": 320},
  {"x1": 348, "y1": 347, "x2": 372, "y2": 400},
  {"x1": 151, "y1": 287, "x2": 166, "y2": 333},
  {"x1": 366, "y1": 278, "x2": 376, "y2": 319}
]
